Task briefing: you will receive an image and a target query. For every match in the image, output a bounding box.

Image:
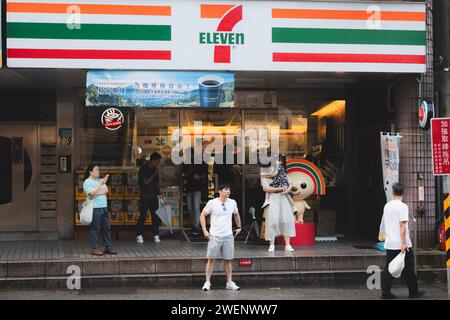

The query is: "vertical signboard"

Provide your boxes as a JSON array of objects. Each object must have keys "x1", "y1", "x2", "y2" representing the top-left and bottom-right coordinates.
[
  {"x1": 431, "y1": 118, "x2": 450, "y2": 176},
  {"x1": 380, "y1": 133, "x2": 402, "y2": 202}
]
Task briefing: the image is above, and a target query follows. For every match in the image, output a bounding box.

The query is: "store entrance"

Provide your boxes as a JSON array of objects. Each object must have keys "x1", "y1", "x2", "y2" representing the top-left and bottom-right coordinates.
[
  {"x1": 0, "y1": 124, "x2": 39, "y2": 232},
  {"x1": 180, "y1": 109, "x2": 244, "y2": 233},
  {"x1": 79, "y1": 97, "x2": 376, "y2": 242},
  {"x1": 179, "y1": 101, "x2": 347, "y2": 239},
  {"x1": 241, "y1": 101, "x2": 346, "y2": 239}
]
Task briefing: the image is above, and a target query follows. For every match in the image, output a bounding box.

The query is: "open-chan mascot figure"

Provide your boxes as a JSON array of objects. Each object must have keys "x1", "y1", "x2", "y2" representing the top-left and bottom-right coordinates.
[{"x1": 286, "y1": 159, "x2": 326, "y2": 223}]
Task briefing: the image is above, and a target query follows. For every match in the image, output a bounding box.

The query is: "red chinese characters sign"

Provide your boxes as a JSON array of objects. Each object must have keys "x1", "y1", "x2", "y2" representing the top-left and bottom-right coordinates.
[{"x1": 431, "y1": 118, "x2": 450, "y2": 175}]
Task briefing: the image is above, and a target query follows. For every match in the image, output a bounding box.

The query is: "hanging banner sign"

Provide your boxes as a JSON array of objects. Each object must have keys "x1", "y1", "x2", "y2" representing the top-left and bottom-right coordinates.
[
  {"x1": 6, "y1": 0, "x2": 426, "y2": 73},
  {"x1": 380, "y1": 133, "x2": 402, "y2": 202},
  {"x1": 431, "y1": 118, "x2": 450, "y2": 176},
  {"x1": 87, "y1": 70, "x2": 234, "y2": 108}
]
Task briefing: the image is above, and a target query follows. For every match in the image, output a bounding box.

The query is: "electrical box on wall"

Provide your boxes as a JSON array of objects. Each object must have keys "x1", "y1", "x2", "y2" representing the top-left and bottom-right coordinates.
[{"x1": 59, "y1": 155, "x2": 71, "y2": 173}]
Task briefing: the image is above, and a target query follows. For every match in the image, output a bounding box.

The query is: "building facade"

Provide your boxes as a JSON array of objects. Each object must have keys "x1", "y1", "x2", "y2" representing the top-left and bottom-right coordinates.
[{"x1": 0, "y1": 0, "x2": 438, "y2": 247}]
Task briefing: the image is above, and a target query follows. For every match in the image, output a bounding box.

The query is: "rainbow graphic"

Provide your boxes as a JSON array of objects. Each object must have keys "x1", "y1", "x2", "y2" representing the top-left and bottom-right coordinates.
[{"x1": 286, "y1": 158, "x2": 326, "y2": 195}]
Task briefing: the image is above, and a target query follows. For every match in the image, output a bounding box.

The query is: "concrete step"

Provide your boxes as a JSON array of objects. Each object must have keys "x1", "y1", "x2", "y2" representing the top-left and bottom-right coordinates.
[
  {"x1": 1, "y1": 268, "x2": 445, "y2": 289},
  {"x1": 0, "y1": 252, "x2": 445, "y2": 277},
  {"x1": 0, "y1": 249, "x2": 446, "y2": 289},
  {"x1": 0, "y1": 232, "x2": 59, "y2": 241}
]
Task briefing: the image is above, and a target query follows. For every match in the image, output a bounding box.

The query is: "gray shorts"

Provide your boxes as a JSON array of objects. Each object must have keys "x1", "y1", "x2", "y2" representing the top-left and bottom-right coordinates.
[{"x1": 206, "y1": 235, "x2": 234, "y2": 260}]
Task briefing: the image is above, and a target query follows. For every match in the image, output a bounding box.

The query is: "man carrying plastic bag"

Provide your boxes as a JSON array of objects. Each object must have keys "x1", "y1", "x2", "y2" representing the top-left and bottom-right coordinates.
[{"x1": 379, "y1": 183, "x2": 425, "y2": 299}]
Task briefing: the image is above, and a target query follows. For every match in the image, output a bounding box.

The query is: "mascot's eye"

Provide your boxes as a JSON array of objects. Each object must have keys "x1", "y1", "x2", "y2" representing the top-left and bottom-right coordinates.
[{"x1": 301, "y1": 183, "x2": 307, "y2": 189}]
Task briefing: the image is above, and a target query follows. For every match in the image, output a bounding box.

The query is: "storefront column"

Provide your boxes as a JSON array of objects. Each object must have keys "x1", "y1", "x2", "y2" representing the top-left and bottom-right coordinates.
[
  {"x1": 56, "y1": 88, "x2": 75, "y2": 239},
  {"x1": 344, "y1": 96, "x2": 359, "y2": 237},
  {"x1": 395, "y1": 77, "x2": 435, "y2": 247}
]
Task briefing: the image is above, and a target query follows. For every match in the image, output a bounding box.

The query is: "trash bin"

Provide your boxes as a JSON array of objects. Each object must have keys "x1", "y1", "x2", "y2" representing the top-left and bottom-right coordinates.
[{"x1": 278, "y1": 222, "x2": 315, "y2": 246}]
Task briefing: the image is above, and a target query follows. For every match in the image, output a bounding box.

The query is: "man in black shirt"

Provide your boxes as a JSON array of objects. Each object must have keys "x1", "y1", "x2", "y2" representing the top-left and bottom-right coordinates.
[{"x1": 136, "y1": 152, "x2": 163, "y2": 243}]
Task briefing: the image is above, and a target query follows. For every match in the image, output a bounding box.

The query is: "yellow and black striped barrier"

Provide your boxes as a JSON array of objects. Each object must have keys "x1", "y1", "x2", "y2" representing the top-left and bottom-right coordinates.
[{"x1": 445, "y1": 194, "x2": 450, "y2": 268}]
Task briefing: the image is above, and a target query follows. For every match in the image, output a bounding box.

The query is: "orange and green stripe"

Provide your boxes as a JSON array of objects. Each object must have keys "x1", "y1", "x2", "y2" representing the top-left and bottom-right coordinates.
[
  {"x1": 7, "y1": 1, "x2": 173, "y2": 62},
  {"x1": 7, "y1": 2, "x2": 171, "y2": 16},
  {"x1": 272, "y1": 28, "x2": 425, "y2": 46},
  {"x1": 8, "y1": 23, "x2": 171, "y2": 41},
  {"x1": 271, "y1": 6, "x2": 426, "y2": 67},
  {"x1": 272, "y1": 8, "x2": 425, "y2": 22},
  {"x1": 200, "y1": 4, "x2": 235, "y2": 19}
]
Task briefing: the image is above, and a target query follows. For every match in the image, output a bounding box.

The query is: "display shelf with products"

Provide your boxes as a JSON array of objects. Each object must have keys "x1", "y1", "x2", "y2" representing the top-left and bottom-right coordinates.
[{"x1": 74, "y1": 167, "x2": 181, "y2": 230}]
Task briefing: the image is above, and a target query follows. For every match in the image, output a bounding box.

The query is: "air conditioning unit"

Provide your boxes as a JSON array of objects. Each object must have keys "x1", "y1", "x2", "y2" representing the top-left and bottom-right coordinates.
[{"x1": 235, "y1": 91, "x2": 277, "y2": 108}]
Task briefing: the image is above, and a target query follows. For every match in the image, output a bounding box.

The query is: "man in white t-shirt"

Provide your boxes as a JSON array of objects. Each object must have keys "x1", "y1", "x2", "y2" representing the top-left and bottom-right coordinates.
[
  {"x1": 200, "y1": 184, "x2": 242, "y2": 291},
  {"x1": 379, "y1": 183, "x2": 425, "y2": 299}
]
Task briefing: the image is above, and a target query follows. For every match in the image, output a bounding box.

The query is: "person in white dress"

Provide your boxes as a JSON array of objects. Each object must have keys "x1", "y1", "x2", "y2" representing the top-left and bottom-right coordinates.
[{"x1": 262, "y1": 155, "x2": 296, "y2": 252}]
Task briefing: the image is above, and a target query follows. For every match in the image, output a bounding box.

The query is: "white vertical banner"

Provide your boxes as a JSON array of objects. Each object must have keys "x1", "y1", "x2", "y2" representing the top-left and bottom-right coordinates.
[{"x1": 380, "y1": 133, "x2": 402, "y2": 202}]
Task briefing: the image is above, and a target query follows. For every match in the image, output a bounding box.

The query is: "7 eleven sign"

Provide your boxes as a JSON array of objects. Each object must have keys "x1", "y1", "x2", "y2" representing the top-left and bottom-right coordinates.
[{"x1": 199, "y1": 4, "x2": 244, "y2": 63}]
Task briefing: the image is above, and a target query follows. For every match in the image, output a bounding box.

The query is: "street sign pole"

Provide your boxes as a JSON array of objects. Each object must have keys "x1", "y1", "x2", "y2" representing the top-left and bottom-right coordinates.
[
  {"x1": 443, "y1": 176, "x2": 450, "y2": 300},
  {"x1": 444, "y1": 191, "x2": 450, "y2": 300},
  {"x1": 431, "y1": 118, "x2": 450, "y2": 300},
  {"x1": 448, "y1": 268, "x2": 450, "y2": 301}
]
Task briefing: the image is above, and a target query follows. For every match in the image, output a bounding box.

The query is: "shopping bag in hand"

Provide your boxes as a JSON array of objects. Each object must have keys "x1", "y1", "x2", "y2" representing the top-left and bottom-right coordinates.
[
  {"x1": 155, "y1": 199, "x2": 173, "y2": 233},
  {"x1": 80, "y1": 199, "x2": 94, "y2": 225},
  {"x1": 388, "y1": 252, "x2": 405, "y2": 278}
]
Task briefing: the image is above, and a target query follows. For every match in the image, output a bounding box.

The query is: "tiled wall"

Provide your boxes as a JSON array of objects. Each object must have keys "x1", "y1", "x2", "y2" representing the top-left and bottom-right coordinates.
[{"x1": 395, "y1": 0, "x2": 436, "y2": 248}]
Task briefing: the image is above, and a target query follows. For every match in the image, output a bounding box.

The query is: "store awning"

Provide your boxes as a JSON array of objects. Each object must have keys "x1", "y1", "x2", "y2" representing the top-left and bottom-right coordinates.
[{"x1": 4, "y1": 0, "x2": 427, "y2": 74}]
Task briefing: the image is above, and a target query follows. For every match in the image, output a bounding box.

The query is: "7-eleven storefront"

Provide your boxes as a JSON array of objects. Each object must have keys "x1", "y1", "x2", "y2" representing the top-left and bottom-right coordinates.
[{"x1": 0, "y1": 0, "x2": 436, "y2": 247}]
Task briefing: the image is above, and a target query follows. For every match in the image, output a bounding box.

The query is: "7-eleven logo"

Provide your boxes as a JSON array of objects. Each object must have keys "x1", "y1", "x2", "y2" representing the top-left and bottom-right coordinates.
[{"x1": 199, "y1": 4, "x2": 244, "y2": 63}]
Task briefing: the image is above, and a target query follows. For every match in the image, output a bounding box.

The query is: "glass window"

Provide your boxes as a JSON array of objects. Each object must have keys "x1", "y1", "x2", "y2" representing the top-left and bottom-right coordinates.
[
  {"x1": 79, "y1": 108, "x2": 180, "y2": 170},
  {"x1": 181, "y1": 109, "x2": 242, "y2": 197}
]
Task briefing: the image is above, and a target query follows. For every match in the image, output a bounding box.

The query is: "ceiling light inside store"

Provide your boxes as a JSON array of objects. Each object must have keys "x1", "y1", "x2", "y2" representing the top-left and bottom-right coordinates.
[{"x1": 311, "y1": 100, "x2": 346, "y2": 118}]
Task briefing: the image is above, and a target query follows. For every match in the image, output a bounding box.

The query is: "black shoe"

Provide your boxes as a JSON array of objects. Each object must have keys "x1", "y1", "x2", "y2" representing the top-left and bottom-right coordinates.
[
  {"x1": 409, "y1": 290, "x2": 426, "y2": 299},
  {"x1": 193, "y1": 228, "x2": 200, "y2": 236},
  {"x1": 381, "y1": 293, "x2": 398, "y2": 300}
]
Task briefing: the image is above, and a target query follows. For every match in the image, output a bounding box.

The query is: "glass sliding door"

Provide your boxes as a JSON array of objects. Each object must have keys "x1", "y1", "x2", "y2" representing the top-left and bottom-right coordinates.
[{"x1": 181, "y1": 109, "x2": 243, "y2": 232}]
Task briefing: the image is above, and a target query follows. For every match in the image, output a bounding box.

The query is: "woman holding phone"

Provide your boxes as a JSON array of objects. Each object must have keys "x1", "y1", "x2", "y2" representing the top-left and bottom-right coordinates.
[{"x1": 83, "y1": 163, "x2": 117, "y2": 256}]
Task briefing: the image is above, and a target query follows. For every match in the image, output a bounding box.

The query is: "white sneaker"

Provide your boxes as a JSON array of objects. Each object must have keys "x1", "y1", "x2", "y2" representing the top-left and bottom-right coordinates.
[
  {"x1": 268, "y1": 245, "x2": 275, "y2": 252},
  {"x1": 154, "y1": 235, "x2": 161, "y2": 243},
  {"x1": 285, "y1": 245, "x2": 294, "y2": 252},
  {"x1": 226, "y1": 281, "x2": 240, "y2": 291},
  {"x1": 202, "y1": 281, "x2": 211, "y2": 291},
  {"x1": 261, "y1": 200, "x2": 270, "y2": 209},
  {"x1": 136, "y1": 235, "x2": 144, "y2": 244}
]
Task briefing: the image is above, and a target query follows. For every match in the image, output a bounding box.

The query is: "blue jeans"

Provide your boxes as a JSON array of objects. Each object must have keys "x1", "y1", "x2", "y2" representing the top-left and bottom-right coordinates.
[
  {"x1": 90, "y1": 208, "x2": 112, "y2": 249},
  {"x1": 186, "y1": 191, "x2": 201, "y2": 230}
]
